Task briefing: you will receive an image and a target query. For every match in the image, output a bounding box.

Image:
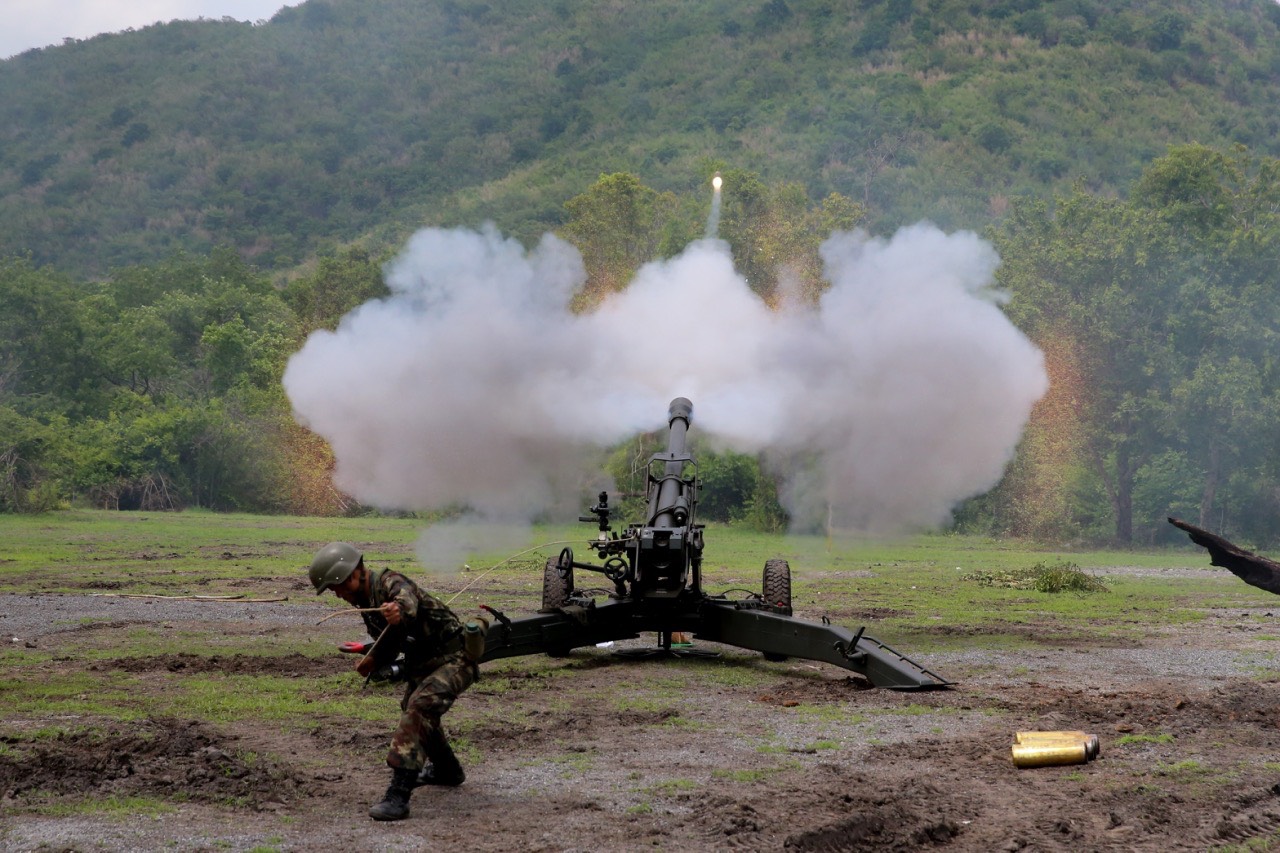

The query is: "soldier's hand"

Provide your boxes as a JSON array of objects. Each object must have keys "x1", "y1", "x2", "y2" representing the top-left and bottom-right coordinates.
[
  {"x1": 380, "y1": 601, "x2": 403, "y2": 625},
  {"x1": 356, "y1": 654, "x2": 375, "y2": 677}
]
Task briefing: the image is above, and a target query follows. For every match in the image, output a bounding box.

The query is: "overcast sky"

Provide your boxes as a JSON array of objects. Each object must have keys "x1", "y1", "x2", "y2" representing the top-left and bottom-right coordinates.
[{"x1": 1, "y1": 1, "x2": 301, "y2": 60}]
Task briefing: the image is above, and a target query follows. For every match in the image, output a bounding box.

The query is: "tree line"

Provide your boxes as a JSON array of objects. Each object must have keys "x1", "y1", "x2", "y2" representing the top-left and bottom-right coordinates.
[
  {"x1": 3, "y1": 146, "x2": 1279, "y2": 546},
  {"x1": 980, "y1": 144, "x2": 1280, "y2": 546}
]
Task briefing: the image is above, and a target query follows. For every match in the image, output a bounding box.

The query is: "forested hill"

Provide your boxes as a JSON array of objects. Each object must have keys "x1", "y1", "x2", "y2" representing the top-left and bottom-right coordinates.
[{"x1": 3, "y1": 0, "x2": 1280, "y2": 277}]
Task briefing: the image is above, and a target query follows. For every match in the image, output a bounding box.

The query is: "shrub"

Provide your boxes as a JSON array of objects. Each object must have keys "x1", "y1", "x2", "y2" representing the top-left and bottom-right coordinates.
[{"x1": 961, "y1": 561, "x2": 1109, "y2": 594}]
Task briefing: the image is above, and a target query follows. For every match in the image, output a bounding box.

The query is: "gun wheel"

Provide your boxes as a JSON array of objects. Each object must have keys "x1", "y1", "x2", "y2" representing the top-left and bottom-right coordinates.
[
  {"x1": 541, "y1": 555, "x2": 574, "y2": 612},
  {"x1": 762, "y1": 558, "x2": 792, "y2": 662},
  {"x1": 762, "y1": 558, "x2": 792, "y2": 614},
  {"x1": 540, "y1": 554, "x2": 574, "y2": 657}
]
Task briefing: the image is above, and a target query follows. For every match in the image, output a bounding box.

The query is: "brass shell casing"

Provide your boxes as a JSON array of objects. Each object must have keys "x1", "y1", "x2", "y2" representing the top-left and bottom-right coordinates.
[
  {"x1": 1015, "y1": 731, "x2": 1100, "y2": 760},
  {"x1": 1011, "y1": 741, "x2": 1090, "y2": 768},
  {"x1": 1015, "y1": 730, "x2": 1089, "y2": 742}
]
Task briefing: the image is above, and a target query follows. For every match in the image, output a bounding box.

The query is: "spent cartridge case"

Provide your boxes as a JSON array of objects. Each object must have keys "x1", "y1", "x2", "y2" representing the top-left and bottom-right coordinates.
[
  {"x1": 1015, "y1": 731, "x2": 1099, "y2": 760},
  {"x1": 1015, "y1": 730, "x2": 1089, "y2": 742},
  {"x1": 1011, "y1": 741, "x2": 1090, "y2": 768}
]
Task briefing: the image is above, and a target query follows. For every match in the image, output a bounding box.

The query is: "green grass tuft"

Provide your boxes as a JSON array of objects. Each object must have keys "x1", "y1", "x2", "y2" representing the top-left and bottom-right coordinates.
[
  {"x1": 644, "y1": 778, "x2": 698, "y2": 795},
  {"x1": 31, "y1": 794, "x2": 177, "y2": 818}
]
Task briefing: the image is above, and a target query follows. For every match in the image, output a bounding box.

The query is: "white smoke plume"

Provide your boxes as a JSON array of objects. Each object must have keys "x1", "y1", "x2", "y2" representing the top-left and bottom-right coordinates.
[
  {"x1": 283, "y1": 221, "x2": 1047, "y2": 555},
  {"x1": 282, "y1": 225, "x2": 615, "y2": 522},
  {"x1": 759, "y1": 225, "x2": 1047, "y2": 531}
]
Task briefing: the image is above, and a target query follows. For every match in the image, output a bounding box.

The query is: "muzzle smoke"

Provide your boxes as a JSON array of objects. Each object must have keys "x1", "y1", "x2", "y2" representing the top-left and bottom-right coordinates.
[{"x1": 283, "y1": 221, "x2": 1047, "y2": 556}]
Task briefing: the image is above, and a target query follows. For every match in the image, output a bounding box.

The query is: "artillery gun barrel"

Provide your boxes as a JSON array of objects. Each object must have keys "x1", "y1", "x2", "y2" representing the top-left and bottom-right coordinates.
[{"x1": 649, "y1": 397, "x2": 693, "y2": 529}]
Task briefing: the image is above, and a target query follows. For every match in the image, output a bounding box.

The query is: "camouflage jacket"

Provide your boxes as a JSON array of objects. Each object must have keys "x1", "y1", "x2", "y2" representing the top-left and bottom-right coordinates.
[{"x1": 359, "y1": 568, "x2": 464, "y2": 676}]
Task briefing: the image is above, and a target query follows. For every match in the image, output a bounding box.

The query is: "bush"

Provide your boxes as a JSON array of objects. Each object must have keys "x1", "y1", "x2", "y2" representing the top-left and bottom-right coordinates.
[
  {"x1": 697, "y1": 451, "x2": 758, "y2": 523},
  {"x1": 1147, "y1": 12, "x2": 1188, "y2": 51},
  {"x1": 0, "y1": 408, "x2": 71, "y2": 512},
  {"x1": 961, "y1": 561, "x2": 1109, "y2": 594},
  {"x1": 976, "y1": 122, "x2": 1014, "y2": 153}
]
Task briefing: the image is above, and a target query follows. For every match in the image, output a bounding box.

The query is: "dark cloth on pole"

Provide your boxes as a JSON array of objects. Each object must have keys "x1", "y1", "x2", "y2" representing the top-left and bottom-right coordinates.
[{"x1": 1169, "y1": 517, "x2": 1280, "y2": 596}]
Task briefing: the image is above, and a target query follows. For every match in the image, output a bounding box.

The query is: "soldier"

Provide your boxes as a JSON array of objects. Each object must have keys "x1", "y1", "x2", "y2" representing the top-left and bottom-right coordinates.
[{"x1": 309, "y1": 541, "x2": 478, "y2": 821}]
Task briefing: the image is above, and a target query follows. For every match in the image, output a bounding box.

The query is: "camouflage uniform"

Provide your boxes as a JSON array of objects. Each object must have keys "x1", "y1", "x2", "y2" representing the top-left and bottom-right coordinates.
[{"x1": 359, "y1": 568, "x2": 476, "y2": 772}]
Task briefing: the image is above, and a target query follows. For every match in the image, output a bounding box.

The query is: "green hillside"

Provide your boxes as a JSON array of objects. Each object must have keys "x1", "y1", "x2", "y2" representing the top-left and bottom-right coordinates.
[{"x1": 1, "y1": 0, "x2": 1279, "y2": 276}]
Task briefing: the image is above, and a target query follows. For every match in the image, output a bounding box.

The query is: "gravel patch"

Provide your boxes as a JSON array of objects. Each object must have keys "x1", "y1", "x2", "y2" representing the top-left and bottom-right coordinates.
[
  {"x1": 930, "y1": 644, "x2": 1280, "y2": 687},
  {"x1": 0, "y1": 593, "x2": 328, "y2": 642},
  {"x1": 1090, "y1": 565, "x2": 1229, "y2": 579}
]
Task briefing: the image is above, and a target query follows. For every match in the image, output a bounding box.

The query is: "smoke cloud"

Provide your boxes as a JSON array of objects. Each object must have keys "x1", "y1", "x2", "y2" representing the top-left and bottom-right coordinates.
[{"x1": 283, "y1": 221, "x2": 1047, "y2": 550}]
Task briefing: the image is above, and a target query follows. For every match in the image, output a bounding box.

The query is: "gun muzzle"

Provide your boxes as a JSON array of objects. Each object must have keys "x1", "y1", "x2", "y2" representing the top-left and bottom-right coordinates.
[{"x1": 668, "y1": 397, "x2": 693, "y2": 427}]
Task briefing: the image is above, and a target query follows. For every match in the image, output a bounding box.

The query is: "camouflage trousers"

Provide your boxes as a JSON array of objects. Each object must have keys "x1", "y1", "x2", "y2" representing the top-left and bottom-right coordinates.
[{"x1": 385, "y1": 652, "x2": 476, "y2": 772}]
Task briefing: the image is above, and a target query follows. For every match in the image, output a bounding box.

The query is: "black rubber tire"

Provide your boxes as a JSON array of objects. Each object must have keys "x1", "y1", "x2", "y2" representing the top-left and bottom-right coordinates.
[
  {"x1": 541, "y1": 555, "x2": 574, "y2": 657},
  {"x1": 541, "y1": 555, "x2": 573, "y2": 612},
  {"x1": 762, "y1": 558, "x2": 792, "y2": 662},
  {"x1": 762, "y1": 558, "x2": 792, "y2": 615}
]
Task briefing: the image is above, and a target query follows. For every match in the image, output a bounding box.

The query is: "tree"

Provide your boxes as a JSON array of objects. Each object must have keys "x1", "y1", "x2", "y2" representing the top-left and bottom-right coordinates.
[
  {"x1": 560, "y1": 172, "x2": 683, "y2": 303},
  {"x1": 284, "y1": 246, "x2": 390, "y2": 333},
  {"x1": 0, "y1": 407, "x2": 69, "y2": 512},
  {"x1": 1135, "y1": 145, "x2": 1280, "y2": 534},
  {"x1": 697, "y1": 450, "x2": 760, "y2": 523},
  {"x1": 994, "y1": 145, "x2": 1280, "y2": 543},
  {"x1": 994, "y1": 192, "x2": 1182, "y2": 543},
  {"x1": 1147, "y1": 12, "x2": 1188, "y2": 50},
  {"x1": 718, "y1": 170, "x2": 866, "y2": 303},
  {"x1": 87, "y1": 300, "x2": 180, "y2": 397},
  {"x1": 0, "y1": 258, "x2": 93, "y2": 411},
  {"x1": 1170, "y1": 357, "x2": 1272, "y2": 530}
]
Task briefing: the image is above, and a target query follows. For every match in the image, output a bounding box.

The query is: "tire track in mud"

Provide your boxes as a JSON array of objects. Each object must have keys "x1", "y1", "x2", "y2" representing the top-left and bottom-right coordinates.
[{"x1": 1200, "y1": 784, "x2": 1280, "y2": 849}]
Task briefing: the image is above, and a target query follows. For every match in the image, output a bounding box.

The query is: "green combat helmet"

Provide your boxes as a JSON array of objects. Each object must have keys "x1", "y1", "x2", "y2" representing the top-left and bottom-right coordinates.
[{"x1": 310, "y1": 542, "x2": 363, "y2": 595}]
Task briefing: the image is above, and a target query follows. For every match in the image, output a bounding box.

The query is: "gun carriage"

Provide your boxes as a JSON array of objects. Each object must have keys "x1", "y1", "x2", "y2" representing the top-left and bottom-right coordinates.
[{"x1": 477, "y1": 397, "x2": 948, "y2": 690}]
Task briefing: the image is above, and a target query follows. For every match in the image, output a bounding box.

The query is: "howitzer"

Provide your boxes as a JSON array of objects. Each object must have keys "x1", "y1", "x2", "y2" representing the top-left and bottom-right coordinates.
[{"x1": 478, "y1": 398, "x2": 949, "y2": 689}]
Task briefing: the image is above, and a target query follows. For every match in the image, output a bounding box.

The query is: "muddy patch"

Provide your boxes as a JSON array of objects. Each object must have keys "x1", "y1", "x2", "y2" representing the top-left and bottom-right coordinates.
[
  {"x1": 0, "y1": 718, "x2": 311, "y2": 810},
  {"x1": 102, "y1": 652, "x2": 336, "y2": 677},
  {"x1": 782, "y1": 778, "x2": 965, "y2": 851},
  {"x1": 755, "y1": 675, "x2": 876, "y2": 707}
]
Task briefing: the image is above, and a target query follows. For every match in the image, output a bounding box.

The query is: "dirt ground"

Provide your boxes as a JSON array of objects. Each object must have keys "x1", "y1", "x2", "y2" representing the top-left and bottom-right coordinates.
[{"x1": 4, "y1": 578, "x2": 1280, "y2": 852}]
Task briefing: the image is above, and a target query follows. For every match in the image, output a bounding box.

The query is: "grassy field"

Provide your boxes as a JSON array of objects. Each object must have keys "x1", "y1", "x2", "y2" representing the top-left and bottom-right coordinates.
[
  {"x1": 0, "y1": 508, "x2": 1263, "y2": 618},
  {"x1": 0, "y1": 508, "x2": 1272, "y2": 731}
]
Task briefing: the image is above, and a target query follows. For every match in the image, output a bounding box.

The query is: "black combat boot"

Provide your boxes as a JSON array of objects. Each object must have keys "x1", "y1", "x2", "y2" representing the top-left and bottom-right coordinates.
[
  {"x1": 369, "y1": 768, "x2": 416, "y2": 821},
  {"x1": 416, "y1": 729, "x2": 465, "y2": 787},
  {"x1": 415, "y1": 759, "x2": 465, "y2": 787}
]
